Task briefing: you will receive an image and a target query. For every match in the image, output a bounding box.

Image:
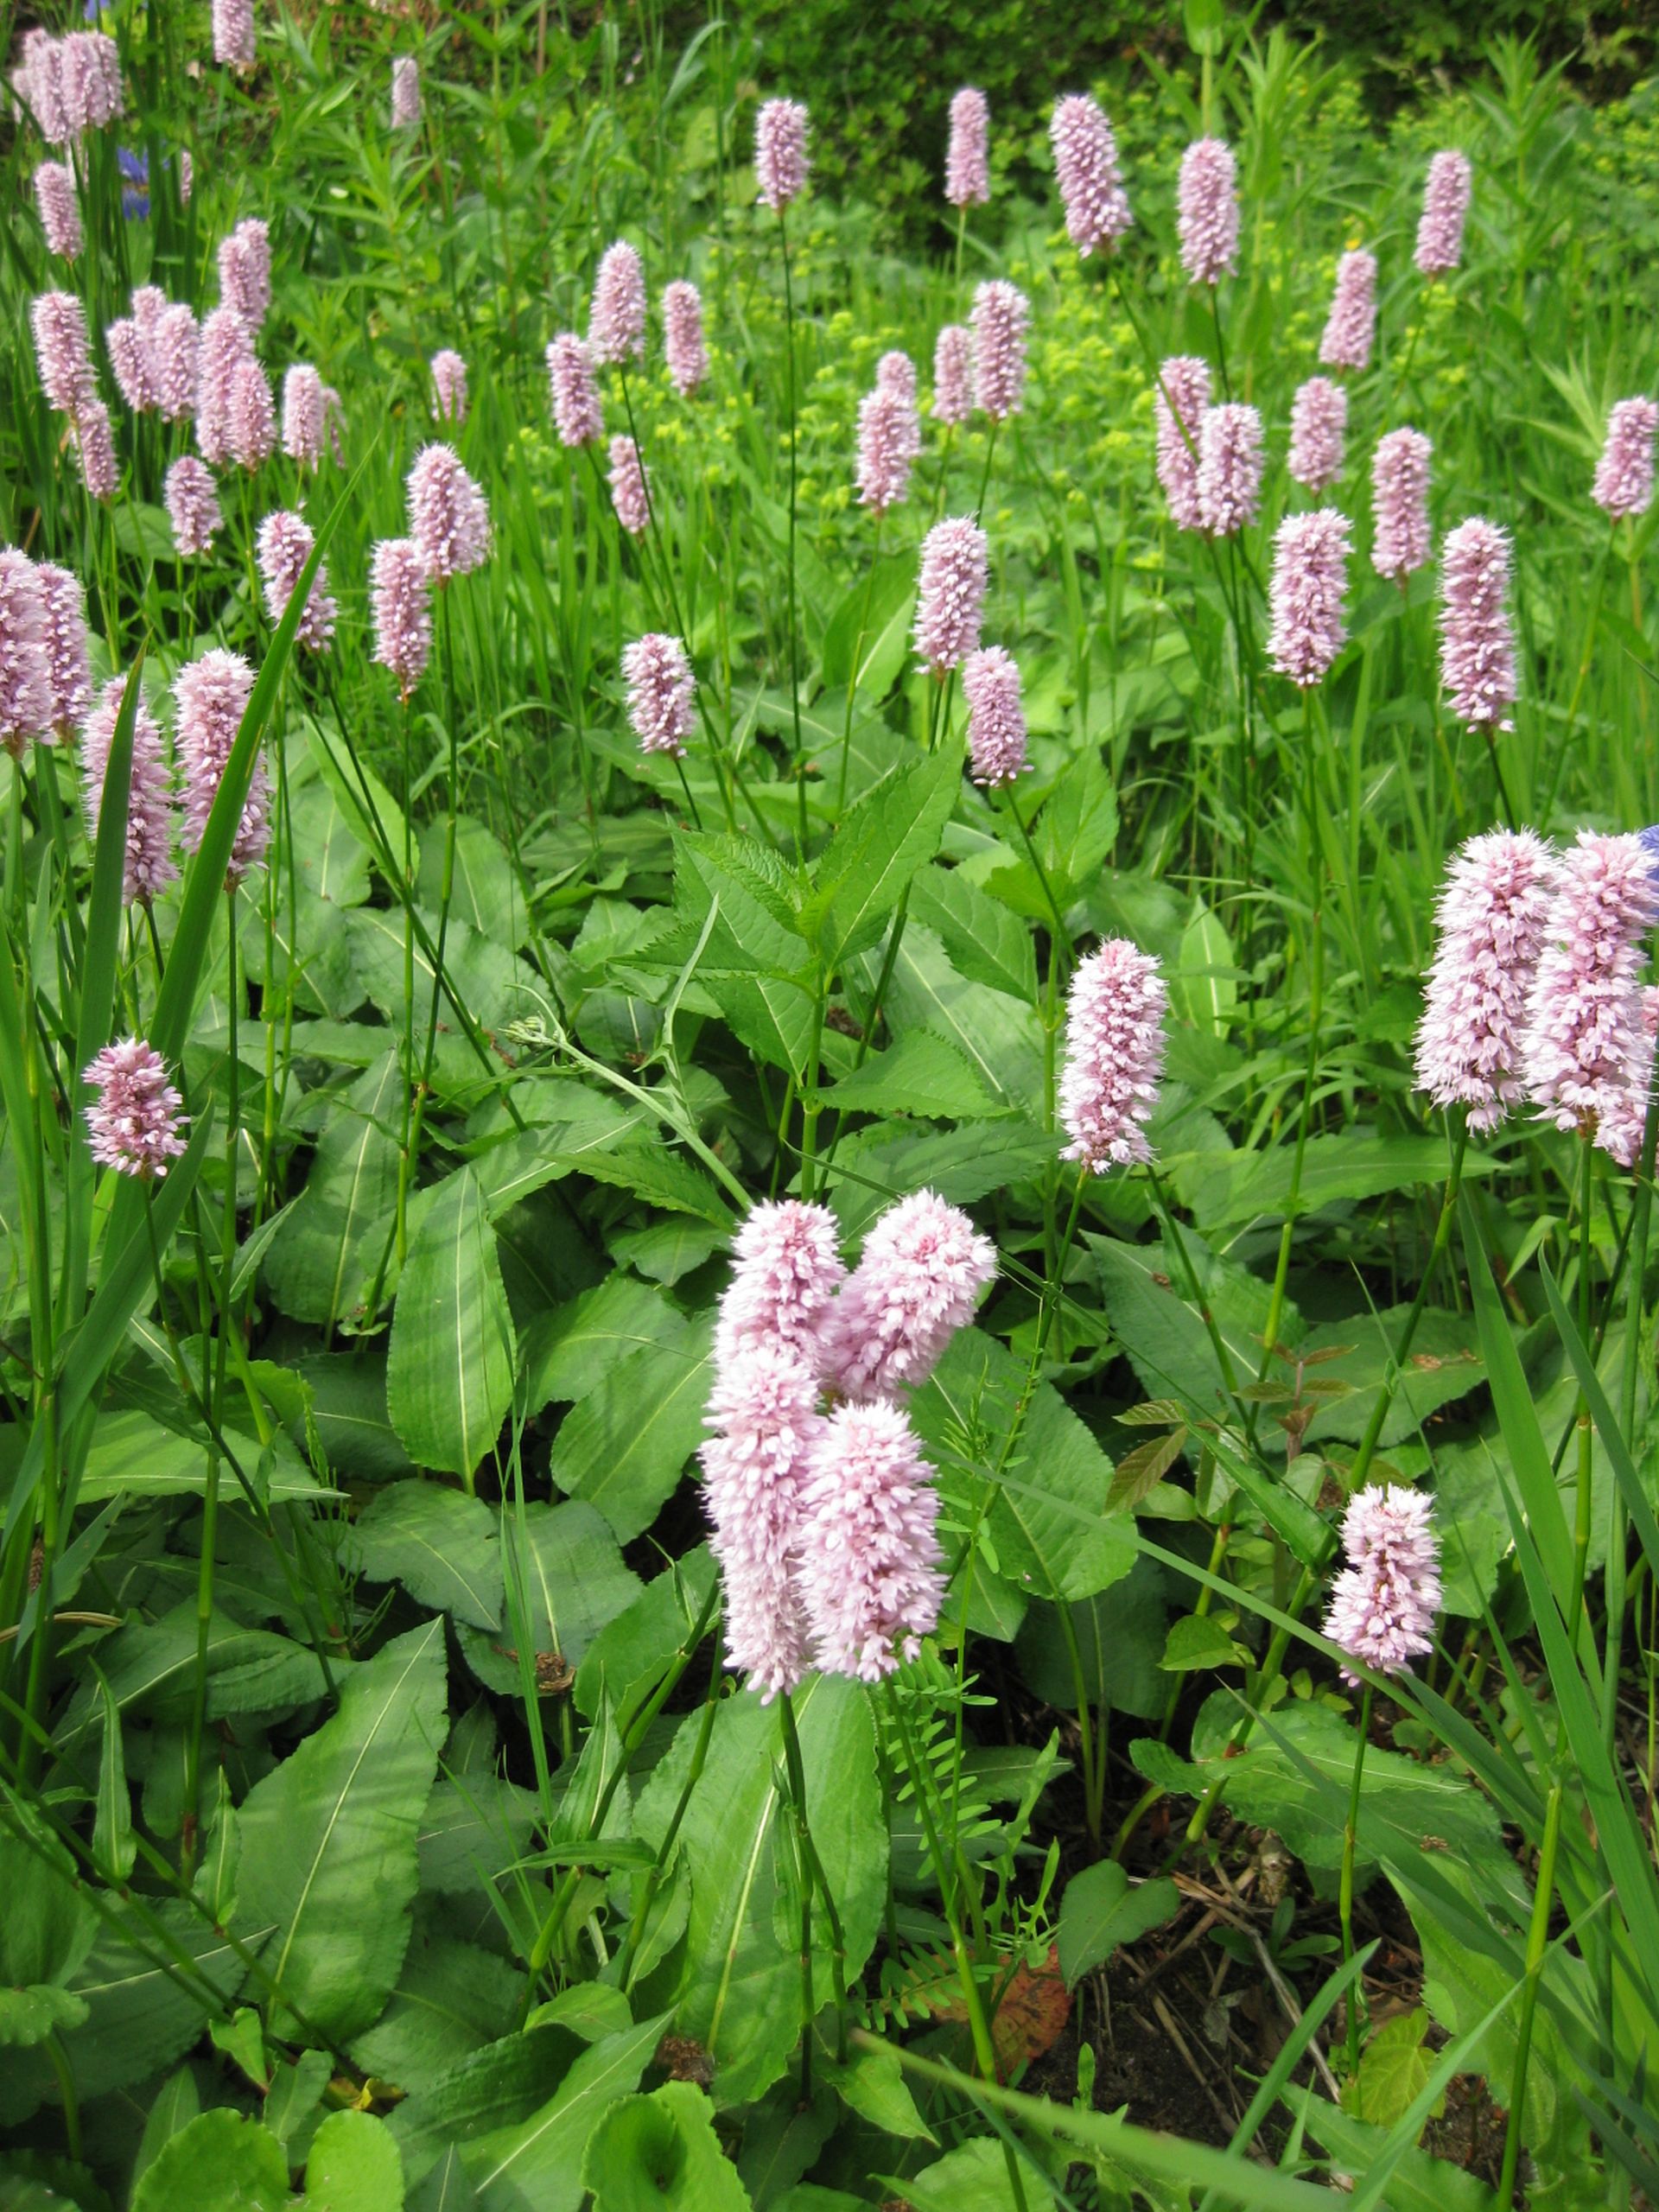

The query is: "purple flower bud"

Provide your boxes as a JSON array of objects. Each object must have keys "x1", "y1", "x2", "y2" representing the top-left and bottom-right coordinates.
[
  {"x1": 165, "y1": 455, "x2": 221, "y2": 558},
  {"x1": 1592, "y1": 397, "x2": 1659, "y2": 523},
  {"x1": 1371, "y1": 427, "x2": 1433, "y2": 582},
  {"x1": 546, "y1": 334, "x2": 604, "y2": 447},
  {"x1": 1324, "y1": 1484, "x2": 1440, "y2": 1682},
  {"x1": 32, "y1": 289, "x2": 94, "y2": 418},
  {"x1": 34, "y1": 162, "x2": 81, "y2": 259},
  {"x1": 661, "y1": 282, "x2": 708, "y2": 398},
  {"x1": 1154, "y1": 355, "x2": 1211, "y2": 531},
  {"x1": 430, "y1": 348, "x2": 467, "y2": 425},
  {"x1": 1267, "y1": 507, "x2": 1351, "y2": 689},
  {"x1": 371, "y1": 539, "x2": 432, "y2": 702},
  {"x1": 590, "y1": 241, "x2": 646, "y2": 367},
  {"x1": 1414, "y1": 829, "x2": 1558, "y2": 1133},
  {"x1": 1319, "y1": 250, "x2": 1376, "y2": 374},
  {"x1": 1059, "y1": 938, "x2": 1167, "y2": 1173},
  {"x1": 931, "y1": 324, "x2": 974, "y2": 427},
  {"x1": 913, "y1": 515, "x2": 988, "y2": 674},
  {"x1": 970, "y1": 278, "x2": 1028, "y2": 422},
  {"x1": 35, "y1": 563, "x2": 92, "y2": 737},
  {"x1": 1287, "y1": 375, "x2": 1346, "y2": 493},
  {"x1": 945, "y1": 86, "x2": 989, "y2": 208},
  {"x1": 962, "y1": 645, "x2": 1029, "y2": 785},
  {"x1": 1050, "y1": 92, "x2": 1131, "y2": 257},
  {"x1": 622, "y1": 632, "x2": 696, "y2": 757},
  {"x1": 754, "y1": 98, "x2": 810, "y2": 213},
  {"x1": 84, "y1": 1039, "x2": 188, "y2": 1179},
  {"x1": 607, "y1": 434, "x2": 652, "y2": 537},
  {"x1": 1178, "y1": 137, "x2": 1238, "y2": 287},
  {"x1": 391, "y1": 55, "x2": 419, "y2": 130},
  {"x1": 79, "y1": 675, "x2": 178, "y2": 905},
  {"x1": 798, "y1": 1400, "x2": 944, "y2": 1681},
  {"x1": 1197, "y1": 402, "x2": 1263, "y2": 537},
  {"x1": 256, "y1": 510, "x2": 335, "y2": 652},
  {"x1": 1414, "y1": 151, "x2": 1471, "y2": 278},
  {"x1": 1439, "y1": 518, "x2": 1516, "y2": 730},
  {"x1": 175, "y1": 647, "x2": 267, "y2": 886},
  {"x1": 407, "y1": 442, "x2": 492, "y2": 583}
]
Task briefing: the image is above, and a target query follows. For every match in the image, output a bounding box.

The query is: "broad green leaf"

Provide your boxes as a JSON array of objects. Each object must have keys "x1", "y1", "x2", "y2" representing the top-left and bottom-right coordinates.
[
  {"x1": 73, "y1": 1407, "x2": 335, "y2": 1503},
  {"x1": 632, "y1": 1675, "x2": 885, "y2": 2107},
  {"x1": 238, "y1": 1619, "x2": 448, "y2": 2041},
  {"x1": 1296, "y1": 1307, "x2": 1486, "y2": 1447},
  {"x1": 0, "y1": 1984, "x2": 88, "y2": 2047},
  {"x1": 827, "y1": 1121, "x2": 1053, "y2": 1238},
  {"x1": 264, "y1": 1052, "x2": 404, "y2": 1330},
  {"x1": 388, "y1": 1167, "x2": 518, "y2": 1480},
  {"x1": 582, "y1": 2082, "x2": 753, "y2": 2209},
  {"x1": 1159, "y1": 1613, "x2": 1250, "y2": 1671},
  {"x1": 519, "y1": 1275, "x2": 679, "y2": 1412},
  {"x1": 1188, "y1": 1135, "x2": 1484, "y2": 1233},
  {"x1": 702, "y1": 968, "x2": 818, "y2": 1082},
  {"x1": 573, "y1": 1544, "x2": 718, "y2": 1726},
  {"x1": 352, "y1": 1936, "x2": 525, "y2": 2095},
  {"x1": 131, "y1": 2110, "x2": 289, "y2": 2212},
  {"x1": 461, "y1": 2015, "x2": 670, "y2": 2211},
  {"x1": 301, "y1": 2108, "x2": 407, "y2": 2212},
  {"x1": 1057, "y1": 1861, "x2": 1181, "y2": 1986},
  {"x1": 823, "y1": 2044, "x2": 937, "y2": 2142},
  {"x1": 306, "y1": 714, "x2": 408, "y2": 868},
  {"x1": 43, "y1": 1901, "x2": 252, "y2": 2102},
  {"x1": 1089, "y1": 1230, "x2": 1287, "y2": 1421},
  {"x1": 417, "y1": 1774, "x2": 539, "y2": 1894},
  {"x1": 132, "y1": 2068, "x2": 201, "y2": 2192},
  {"x1": 387, "y1": 2026, "x2": 576, "y2": 2185},
  {"x1": 550, "y1": 1314, "x2": 715, "y2": 1541},
  {"x1": 290, "y1": 776, "x2": 373, "y2": 907},
  {"x1": 56, "y1": 1604, "x2": 324, "y2": 1748},
  {"x1": 987, "y1": 747, "x2": 1117, "y2": 912},
  {"x1": 871, "y1": 922, "x2": 1045, "y2": 1113},
  {"x1": 0, "y1": 1821, "x2": 95, "y2": 1994},
  {"x1": 1172, "y1": 898, "x2": 1237, "y2": 1038},
  {"x1": 827, "y1": 1031, "x2": 1003, "y2": 1120},
  {"x1": 92, "y1": 1663, "x2": 135, "y2": 1884},
  {"x1": 297, "y1": 1351, "x2": 416, "y2": 1480},
  {"x1": 462, "y1": 1499, "x2": 643, "y2": 1699},
  {"x1": 346, "y1": 905, "x2": 542, "y2": 1037},
  {"x1": 419, "y1": 817, "x2": 527, "y2": 948},
  {"x1": 1342, "y1": 2009, "x2": 1440, "y2": 2127},
  {"x1": 820, "y1": 552, "x2": 916, "y2": 698},
  {"x1": 351, "y1": 1481, "x2": 502, "y2": 1629},
  {"x1": 1288, "y1": 2092, "x2": 1500, "y2": 2211},
  {"x1": 673, "y1": 831, "x2": 810, "y2": 980},
  {"x1": 804, "y1": 752, "x2": 959, "y2": 968},
  {"x1": 1014, "y1": 1560, "x2": 1168, "y2": 1716},
  {"x1": 909, "y1": 864, "x2": 1036, "y2": 1001}
]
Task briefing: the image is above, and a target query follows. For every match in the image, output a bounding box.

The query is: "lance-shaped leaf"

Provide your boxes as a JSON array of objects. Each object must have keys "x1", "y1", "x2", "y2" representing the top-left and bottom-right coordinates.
[{"x1": 388, "y1": 1167, "x2": 518, "y2": 1480}]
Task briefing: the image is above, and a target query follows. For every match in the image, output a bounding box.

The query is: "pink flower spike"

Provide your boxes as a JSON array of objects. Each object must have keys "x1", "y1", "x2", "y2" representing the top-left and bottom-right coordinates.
[
  {"x1": 700, "y1": 1341, "x2": 823, "y2": 1701},
  {"x1": 714, "y1": 1198, "x2": 846, "y2": 1372},
  {"x1": 1324, "y1": 1484, "x2": 1440, "y2": 1683},
  {"x1": 16, "y1": 32, "x2": 70, "y2": 146},
  {"x1": 590, "y1": 241, "x2": 647, "y2": 367},
  {"x1": 1522, "y1": 830, "x2": 1659, "y2": 1154},
  {"x1": 1050, "y1": 93, "x2": 1132, "y2": 257},
  {"x1": 106, "y1": 318, "x2": 158, "y2": 415},
  {"x1": 931, "y1": 324, "x2": 974, "y2": 427},
  {"x1": 1059, "y1": 938, "x2": 1167, "y2": 1173},
  {"x1": 1319, "y1": 250, "x2": 1377, "y2": 374},
  {"x1": 218, "y1": 218, "x2": 270, "y2": 330},
  {"x1": 35, "y1": 563, "x2": 92, "y2": 738},
  {"x1": 1267, "y1": 507, "x2": 1351, "y2": 690},
  {"x1": 84, "y1": 1039, "x2": 188, "y2": 1180},
  {"x1": 153, "y1": 304, "x2": 200, "y2": 425},
  {"x1": 1414, "y1": 829, "x2": 1559, "y2": 1134},
  {"x1": 971, "y1": 279, "x2": 1028, "y2": 422},
  {"x1": 621, "y1": 632, "x2": 695, "y2": 758},
  {"x1": 945, "y1": 86, "x2": 989, "y2": 208},
  {"x1": 1439, "y1": 518, "x2": 1517, "y2": 730},
  {"x1": 391, "y1": 55, "x2": 420, "y2": 130},
  {"x1": 662, "y1": 282, "x2": 708, "y2": 398},
  {"x1": 61, "y1": 32, "x2": 123, "y2": 132},
  {"x1": 78, "y1": 676, "x2": 178, "y2": 906},
  {"x1": 1287, "y1": 376, "x2": 1347, "y2": 493},
  {"x1": 877, "y1": 351, "x2": 917, "y2": 404},
  {"x1": 754, "y1": 99, "x2": 810, "y2": 213},
  {"x1": 821, "y1": 1188, "x2": 995, "y2": 1402},
  {"x1": 34, "y1": 162, "x2": 81, "y2": 260},
  {"x1": 131, "y1": 286, "x2": 166, "y2": 336},
  {"x1": 194, "y1": 307, "x2": 251, "y2": 464},
  {"x1": 73, "y1": 400, "x2": 118, "y2": 503},
  {"x1": 607, "y1": 434, "x2": 652, "y2": 537},
  {"x1": 1197, "y1": 403, "x2": 1263, "y2": 537},
  {"x1": 213, "y1": 0, "x2": 255, "y2": 68},
  {"x1": 1154, "y1": 355, "x2": 1211, "y2": 532},
  {"x1": 1371, "y1": 428, "x2": 1433, "y2": 582},
  {"x1": 407, "y1": 442, "x2": 492, "y2": 583},
  {"x1": 1178, "y1": 137, "x2": 1238, "y2": 287},
  {"x1": 226, "y1": 358, "x2": 276, "y2": 472},
  {"x1": 175, "y1": 647, "x2": 268, "y2": 886},
  {"x1": 546, "y1": 334, "x2": 604, "y2": 448},
  {"x1": 256, "y1": 510, "x2": 335, "y2": 652},
  {"x1": 430, "y1": 348, "x2": 468, "y2": 425},
  {"x1": 856, "y1": 387, "x2": 918, "y2": 517},
  {"x1": 1596, "y1": 987, "x2": 1659, "y2": 1171},
  {"x1": 1415, "y1": 151, "x2": 1472, "y2": 278},
  {"x1": 32, "y1": 290, "x2": 94, "y2": 419},
  {"x1": 1592, "y1": 397, "x2": 1659, "y2": 523},
  {"x1": 165, "y1": 456, "x2": 221, "y2": 558},
  {"x1": 913, "y1": 516, "x2": 988, "y2": 674},
  {"x1": 371, "y1": 540, "x2": 431, "y2": 702},
  {"x1": 281, "y1": 364, "x2": 327, "y2": 470},
  {"x1": 962, "y1": 645, "x2": 1029, "y2": 786},
  {"x1": 798, "y1": 1400, "x2": 945, "y2": 1681},
  {"x1": 0, "y1": 552, "x2": 53, "y2": 760}
]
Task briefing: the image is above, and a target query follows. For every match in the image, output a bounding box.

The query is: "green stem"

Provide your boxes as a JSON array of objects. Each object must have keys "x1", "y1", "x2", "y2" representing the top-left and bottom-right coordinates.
[
  {"x1": 1339, "y1": 1681, "x2": 1374, "y2": 2074},
  {"x1": 1496, "y1": 1782, "x2": 1564, "y2": 2212},
  {"x1": 1569, "y1": 1130, "x2": 1595, "y2": 1652},
  {"x1": 779, "y1": 1689, "x2": 849, "y2": 2069}
]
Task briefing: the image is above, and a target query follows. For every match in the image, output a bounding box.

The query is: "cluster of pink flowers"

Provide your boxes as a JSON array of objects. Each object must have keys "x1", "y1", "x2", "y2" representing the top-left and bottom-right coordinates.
[
  {"x1": 165, "y1": 456, "x2": 222, "y2": 558},
  {"x1": 11, "y1": 27, "x2": 123, "y2": 143},
  {"x1": 1154, "y1": 356, "x2": 1211, "y2": 531},
  {"x1": 175, "y1": 648, "x2": 269, "y2": 887},
  {"x1": 1267, "y1": 508, "x2": 1351, "y2": 688},
  {"x1": 754, "y1": 99, "x2": 810, "y2": 213},
  {"x1": 79, "y1": 676, "x2": 179, "y2": 906},
  {"x1": 84, "y1": 1041, "x2": 188, "y2": 1181},
  {"x1": 371, "y1": 540, "x2": 433, "y2": 701},
  {"x1": 856, "y1": 385, "x2": 919, "y2": 517},
  {"x1": 0, "y1": 550, "x2": 95, "y2": 757},
  {"x1": 1414, "y1": 150, "x2": 1472, "y2": 278},
  {"x1": 622, "y1": 632, "x2": 696, "y2": 757},
  {"x1": 607, "y1": 434, "x2": 652, "y2": 537},
  {"x1": 430, "y1": 348, "x2": 468, "y2": 426},
  {"x1": 407, "y1": 443, "x2": 492, "y2": 582},
  {"x1": 1324, "y1": 1485, "x2": 1441, "y2": 1682},
  {"x1": 391, "y1": 56, "x2": 420, "y2": 130},
  {"x1": 1371, "y1": 428, "x2": 1433, "y2": 582},
  {"x1": 256, "y1": 511, "x2": 337, "y2": 652},
  {"x1": 661, "y1": 282, "x2": 708, "y2": 397},
  {"x1": 546, "y1": 334, "x2": 604, "y2": 448},
  {"x1": 970, "y1": 280, "x2": 1029, "y2": 423},
  {"x1": 195, "y1": 306, "x2": 256, "y2": 464},
  {"x1": 945, "y1": 86, "x2": 989, "y2": 208},
  {"x1": 1177, "y1": 137, "x2": 1238, "y2": 287},
  {"x1": 1197, "y1": 403, "x2": 1264, "y2": 537},
  {"x1": 281, "y1": 364, "x2": 327, "y2": 470},
  {"x1": 1414, "y1": 829, "x2": 1559, "y2": 1131},
  {"x1": 1050, "y1": 93, "x2": 1131, "y2": 257},
  {"x1": 701, "y1": 1192, "x2": 994, "y2": 1695},
  {"x1": 213, "y1": 0, "x2": 256, "y2": 69},
  {"x1": 1287, "y1": 376, "x2": 1347, "y2": 493},
  {"x1": 1059, "y1": 938, "x2": 1168, "y2": 1172},
  {"x1": 590, "y1": 241, "x2": 647, "y2": 367},
  {"x1": 219, "y1": 219, "x2": 272, "y2": 332},
  {"x1": 31, "y1": 289, "x2": 95, "y2": 420},
  {"x1": 1319, "y1": 250, "x2": 1377, "y2": 374},
  {"x1": 1439, "y1": 518, "x2": 1517, "y2": 730},
  {"x1": 931, "y1": 324, "x2": 974, "y2": 427},
  {"x1": 914, "y1": 517, "x2": 988, "y2": 673},
  {"x1": 962, "y1": 645, "x2": 1029, "y2": 785},
  {"x1": 1592, "y1": 397, "x2": 1659, "y2": 522},
  {"x1": 33, "y1": 161, "x2": 81, "y2": 259}
]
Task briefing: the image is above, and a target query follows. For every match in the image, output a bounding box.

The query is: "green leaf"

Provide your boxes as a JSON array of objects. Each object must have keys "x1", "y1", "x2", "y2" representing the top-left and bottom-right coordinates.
[
  {"x1": 351, "y1": 1481, "x2": 503, "y2": 1630},
  {"x1": 461, "y1": 1499, "x2": 642, "y2": 1696},
  {"x1": 264, "y1": 1052, "x2": 404, "y2": 1330},
  {"x1": 519, "y1": 1277, "x2": 679, "y2": 1413},
  {"x1": 1289, "y1": 2092, "x2": 1498, "y2": 2211},
  {"x1": 582, "y1": 2082, "x2": 753, "y2": 2209},
  {"x1": 550, "y1": 1315, "x2": 715, "y2": 1541},
  {"x1": 70, "y1": 1408, "x2": 334, "y2": 1505},
  {"x1": 1159, "y1": 1613, "x2": 1250, "y2": 1671},
  {"x1": 130, "y1": 2110, "x2": 289, "y2": 2212},
  {"x1": 301, "y1": 2109, "x2": 407, "y2": 2212},
  {"x1": 673, "y1": 832, "x2": 810, "y2": 981},
  {"x1": 1294, "y1": 1306, "x2": 1486, "y2": 1447},
  {"x1": 823, "y1": 2044, "x2": 937, "y2": 2142},
  {"x1": 573, "y1": 1546, "x2": 718, "y2": 1728},
  {"x1": 132, "y1": 2068, "x2": 200, "y2": 2192},
  {"x1": 1057, "y1": 1862, "x2": 1181, "y2": 1987},
  {"x1": 909, "y1": 864, "x2": 1036, "y2": 1001},
  {"x1": 419, "y1": 817, "x2": 526, "y2": 948},
  {"x1": 827, "y1": 1032, "x2": 1003, "y2": 1120},
  {"x1": 460, "y1": 2015, "x2": 670, "y2": 2211},
  {"x1": 1014, "y1": 1561, "x2": 1168, "y2": 1717},
  {"x1": 387, "y1": 1167, "x2": 518, "y2": 1480},
  {"x1": 289, "y1": 776, "x2": 373, "y2": 906},
  {"x1": 827, "y1": 1122, "x2": 1053, "y2": 1238},
  {"x1": 0, "y1": 1818, "x2": 95, "y2": 1995},
  {"x1": 0, "y1": 1984, "x2": 89, "y2": 2047},
  {"x1": 1089, "y1": 1230, "x2": 1285, "y2": 1421},
  {"x1": 385, "y1": 2025, "x2": 574, "y2": 2184},
  {"x1": 306, "y1": 716, "x2": 409, "y2": 877},
  {"x1": 237, "y1": 1619, "x2": 448, "y2": 2041},
  {"x1": 986, "y1": 748, "x2": 1116, "y2": 912},
  {"x1": 871, "y1": 922, "x2": 1045, "y2": 1114},
  {"x1": 632, "y1": 1676, "x2": 885, "y2": 2107},
  {"x1": 1172, "y1": 898, "x2": 1237, "y2": 1038},
  {"x1": 1342, "y1": 2010, "x2": 1440, "y2": 2128},
  {"x1": 91, "y1": 1663, "x2": 135, "y2": 1885},
  {"x1": 805, "y1": 752, "x2": 959, "y2": 968},
  {"x1": 46, "y1": 1900, "x2": 251, "y2": 2101},
  {"x1": 820, "y1": 553, "x2": 916, "y2": 700},
  {"x1": 1190, "y1": 1136, "x2": 1483, "y2": 1233}
]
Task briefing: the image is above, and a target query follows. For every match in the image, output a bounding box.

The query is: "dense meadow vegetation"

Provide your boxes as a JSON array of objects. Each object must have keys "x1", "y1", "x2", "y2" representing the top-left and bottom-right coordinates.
[{"x1": 6, "y1": 3, "x2": 1659, "y2": 2207}]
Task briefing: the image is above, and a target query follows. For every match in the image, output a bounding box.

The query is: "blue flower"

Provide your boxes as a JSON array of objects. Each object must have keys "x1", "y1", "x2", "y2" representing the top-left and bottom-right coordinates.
[{"x1": 117, "y1": 145, "x2": 149, "y2": 220}]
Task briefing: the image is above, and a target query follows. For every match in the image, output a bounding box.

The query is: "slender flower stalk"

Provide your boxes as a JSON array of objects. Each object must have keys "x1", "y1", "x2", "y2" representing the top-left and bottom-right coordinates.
[
  {"x1": 79, "y1": 676, "x2": 178, "y2": 905},
  {"x1": 1414, "y1": 150, "x2": 1472, "y2": 278},
  {"x1": 83, "y1": 1040, "x2": 188, "y2": 1179},
  {"x1": 1267, "y1": 508, "x2": 1351, "y2": 688},
  {"x1": 945, "y1": 86, "x2": 989, "y2": 208},
  {"x1": 1177, "y1": 137, "x2": 1238, "y2": 287},
  {"x1": 1058, "y1": 938, "x2": 1167, "y2": 1173},
  {"x1": 1319, "y1": 250, "x2": 1378, "y2": 373},
  {"x1": 1414, "y1": 830, "x2": 1559, "y2": 1132},
  {"x1": 1371, "y1": 428, "x2": 1433, "y2": 582}
]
